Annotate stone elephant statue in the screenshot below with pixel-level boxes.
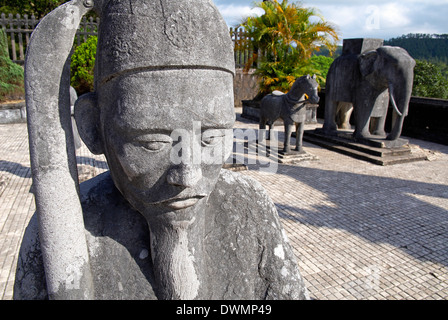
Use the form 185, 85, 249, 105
323, 41, 416, 141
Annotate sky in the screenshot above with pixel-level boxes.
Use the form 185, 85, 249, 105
212, 0, 448, 42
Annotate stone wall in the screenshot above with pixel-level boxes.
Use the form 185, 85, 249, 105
233, 68, 259, 108
0, 101, 26, 124
402, 97, 448, 146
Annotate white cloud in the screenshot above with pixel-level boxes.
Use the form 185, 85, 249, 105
380, 3, 412, 28
213, 0, 448, 40
216, 4, 265, 26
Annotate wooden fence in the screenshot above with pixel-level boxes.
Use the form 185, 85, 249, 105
0, 13, 99, 65
230, 27, 254, 69
0, 13, 252, 67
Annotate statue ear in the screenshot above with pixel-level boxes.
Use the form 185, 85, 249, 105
312, 74, 317, 80
359, 50, 378, 78
74, 92, 104, 155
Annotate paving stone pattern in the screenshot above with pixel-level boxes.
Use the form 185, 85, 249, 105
1, 111, 447, 300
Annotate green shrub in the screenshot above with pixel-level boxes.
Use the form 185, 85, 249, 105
71, 36, 97, 95
413, 60, 448, 99
309, 55, 334, 87
0, 29, 24, 102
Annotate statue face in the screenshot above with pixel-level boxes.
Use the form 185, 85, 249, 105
97, 70, 235, 220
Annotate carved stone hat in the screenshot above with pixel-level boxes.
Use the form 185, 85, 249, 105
94, 0, 235, 88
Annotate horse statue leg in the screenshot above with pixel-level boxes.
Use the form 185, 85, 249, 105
295, 121, 305, 153
259, 115, 268, 142
283, 121, 294, 153
267, 121, 276, 140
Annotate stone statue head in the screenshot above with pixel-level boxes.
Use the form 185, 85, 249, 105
75, 0, 236, 222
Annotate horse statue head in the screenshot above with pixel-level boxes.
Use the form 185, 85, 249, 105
287, 74, 320, 105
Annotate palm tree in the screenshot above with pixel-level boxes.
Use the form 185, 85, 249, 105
238, 0, 340, 96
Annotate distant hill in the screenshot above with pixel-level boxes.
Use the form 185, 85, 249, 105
314, 34, 448, 64
313, 46, 342, 58
385, 34, 448, 64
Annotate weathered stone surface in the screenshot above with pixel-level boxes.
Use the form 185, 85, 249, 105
15, 0, 308, 300
322, 38, 416, 142
15, 170, 308, 300
0, 101, 26, 124
259, 75, 320, 154
23, 0, 95, 300
95, 0, 235, 87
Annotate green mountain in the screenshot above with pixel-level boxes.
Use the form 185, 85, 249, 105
385, 34, 448, 64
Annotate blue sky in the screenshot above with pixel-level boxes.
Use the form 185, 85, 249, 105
212, 0, 448, 41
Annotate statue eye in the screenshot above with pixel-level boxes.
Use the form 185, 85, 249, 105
140, 141, 170, 151
202, 130, 225, 147
134, 134, 173, 152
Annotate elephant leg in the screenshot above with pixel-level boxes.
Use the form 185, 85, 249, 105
387, 113, 405, 141
370, 116, 387, 137
353, 104, 372, 140
283, 123, 293, 153
337, 102, 354, 130
323, 99, 338, 135
295, 122, 304, 153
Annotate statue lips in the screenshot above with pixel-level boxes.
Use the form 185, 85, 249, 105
161, 195, 207, 210
125, 183, 207, 210
136, 192, 207, 210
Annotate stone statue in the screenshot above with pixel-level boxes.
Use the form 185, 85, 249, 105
322, 38, 416, 142
259, 75, 320, 153
14, 0, 308, 300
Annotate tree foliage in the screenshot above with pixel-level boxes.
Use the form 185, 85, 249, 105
309, 55, 333, 85
0, 0, 68, 18
385, 34, 448, 65
238, 0, 340, 96
0, 28, 24, 102
413, 59, 448, 99
70, 36, 97, 95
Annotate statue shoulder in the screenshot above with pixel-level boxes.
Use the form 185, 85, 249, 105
209, 169, 309, 300
216, 169, 277, 210
213, 169, 282, 230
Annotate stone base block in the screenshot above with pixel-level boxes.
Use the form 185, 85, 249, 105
304, 129, 428, 166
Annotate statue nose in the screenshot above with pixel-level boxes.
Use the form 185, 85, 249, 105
166, 164, 202, 188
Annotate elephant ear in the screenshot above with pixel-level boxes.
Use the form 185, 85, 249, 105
359, 50, 378, 78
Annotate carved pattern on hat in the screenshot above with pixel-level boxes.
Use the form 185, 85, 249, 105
164, 10, 197, 49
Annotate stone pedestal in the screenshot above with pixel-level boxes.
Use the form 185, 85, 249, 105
254, 139, 318, 164
304, 129, 427, 166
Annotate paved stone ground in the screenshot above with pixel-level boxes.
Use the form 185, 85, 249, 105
1, 110, 447, 300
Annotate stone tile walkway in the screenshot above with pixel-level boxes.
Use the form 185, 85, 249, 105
1, 110, 447, 300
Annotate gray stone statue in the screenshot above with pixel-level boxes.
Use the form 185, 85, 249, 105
322, 38, 416, 142
259, 75, 320, 154
14, 0, 308, 300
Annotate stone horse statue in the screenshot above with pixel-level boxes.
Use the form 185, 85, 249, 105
260, 75, 320, 153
